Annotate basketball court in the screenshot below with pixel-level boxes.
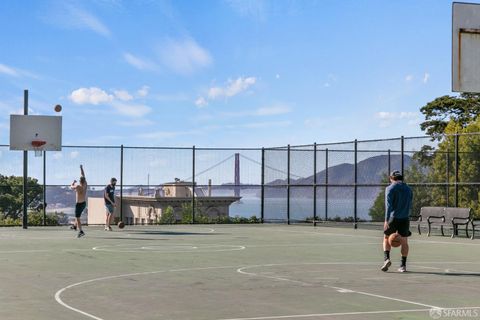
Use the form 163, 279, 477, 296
0, 225, 479, 320
2, 2, 480, 320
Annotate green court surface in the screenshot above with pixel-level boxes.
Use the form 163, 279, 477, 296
1, 225, 479, 320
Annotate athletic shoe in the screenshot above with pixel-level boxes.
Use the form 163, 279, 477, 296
398, 265, 407, 273
381, 259, 392, 272
108, 226, 112, 231
70, 225, 77, 231
77, 231, 85, 238
104, 226, 109, 231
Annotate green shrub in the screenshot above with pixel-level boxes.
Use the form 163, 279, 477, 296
194, 214, 210, 224
248, 215, 260, 223
159, 206, 176, 224
0, 217, 21, 226
28, 212, 59, 226
181, 203, 193, 223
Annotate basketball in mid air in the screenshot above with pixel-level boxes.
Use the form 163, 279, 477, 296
54, 104, 62, 112
118, 221, 125, 229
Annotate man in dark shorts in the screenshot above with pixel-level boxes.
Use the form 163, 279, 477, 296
70, 165, 87, 238
381, 170, 413, 273
104, 177, 117, 231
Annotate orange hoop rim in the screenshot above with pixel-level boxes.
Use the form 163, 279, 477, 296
31, 140, 47, 148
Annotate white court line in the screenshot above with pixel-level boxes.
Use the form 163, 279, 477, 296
271, 228, 480, 246
91, 244, 245, 253
0, 249, 51, 253
236, 263, 442, 309
0, 248, 94, 254
414, 264, 480, 275
237, 266, 312, 286
55, 261, 480, 319
216, 307, 480, 320
54, 265, 239, 320
216, 308, 431, 320
325, 285, 440, 309
126, 227, 216, 234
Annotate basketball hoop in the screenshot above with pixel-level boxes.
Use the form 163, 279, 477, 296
31, 140, 46, 157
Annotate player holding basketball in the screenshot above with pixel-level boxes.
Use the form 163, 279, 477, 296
381, 170, 413, 273
104, 177, 117, 231
70, 165, 87, 238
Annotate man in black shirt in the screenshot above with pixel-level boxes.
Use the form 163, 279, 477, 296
104, 177, 117, 231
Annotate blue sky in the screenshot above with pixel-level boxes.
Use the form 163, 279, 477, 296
0, 0, 463, 148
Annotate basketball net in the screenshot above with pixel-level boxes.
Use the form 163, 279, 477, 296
31, 140, 46, 157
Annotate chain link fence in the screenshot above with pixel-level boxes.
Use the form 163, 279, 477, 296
1, 132, 479, 227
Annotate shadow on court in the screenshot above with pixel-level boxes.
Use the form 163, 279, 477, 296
93, 237, 171, 241
126, 230, 222, 236
408, 270, 480, 277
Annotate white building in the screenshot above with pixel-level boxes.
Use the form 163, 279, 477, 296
87, 181, 241, 225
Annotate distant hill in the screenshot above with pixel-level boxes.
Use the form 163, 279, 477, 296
266, 154, 412, 199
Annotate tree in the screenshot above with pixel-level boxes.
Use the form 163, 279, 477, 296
420, 93, 480, 139
159, 206, 176, 224
368, 174, 389, 222
417, 118, 480, 218
369, 163, 433, 221
0, 175, 42, 219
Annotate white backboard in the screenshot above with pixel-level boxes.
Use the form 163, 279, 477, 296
10, 115, 62, 151
452, 2, 480, 93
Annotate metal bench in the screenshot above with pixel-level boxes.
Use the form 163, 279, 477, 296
411, 207, 445, 236
445, 207, 471, 238
411, 207, 471, 238
471, 219, 480, 240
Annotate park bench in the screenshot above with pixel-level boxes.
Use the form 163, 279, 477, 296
471, 219, 480, 240
411, 206, 471, 238
411, 207, 443, 237
445, 207, 471, 238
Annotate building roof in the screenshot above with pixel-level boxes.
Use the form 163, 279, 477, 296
120, 195, 241, 204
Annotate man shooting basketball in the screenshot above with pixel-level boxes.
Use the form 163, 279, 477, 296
104, 177, 117, 231
381, 170, 412, 273
70, 165, 87, 238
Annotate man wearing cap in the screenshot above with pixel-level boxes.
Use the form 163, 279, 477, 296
104, 177, 117, 231
381, 170, 413, 273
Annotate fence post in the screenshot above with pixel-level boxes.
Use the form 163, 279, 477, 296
23, 89, 28, 229
354, 139, 358, 229
287, 144, 290, 225
325, 148, 329, 221
313, 143, 317, 225
120, 145, 124, 222
387, 149, 391, 176
401, 136, 404, 177
261, 147, 265, 223
43, 150, 46, 226
192, 145, 196, 224
446, 151, 450, 207
454, 134, 459, 207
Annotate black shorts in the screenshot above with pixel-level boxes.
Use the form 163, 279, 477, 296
75, 202, 86, 218
384, 218, 411, 237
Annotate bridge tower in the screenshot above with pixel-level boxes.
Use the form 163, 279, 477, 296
234, 153, 240, 197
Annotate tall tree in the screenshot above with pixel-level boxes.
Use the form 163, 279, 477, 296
420, 93, 480, 138
368, 163, 433, 221
0, 175, 42, 219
